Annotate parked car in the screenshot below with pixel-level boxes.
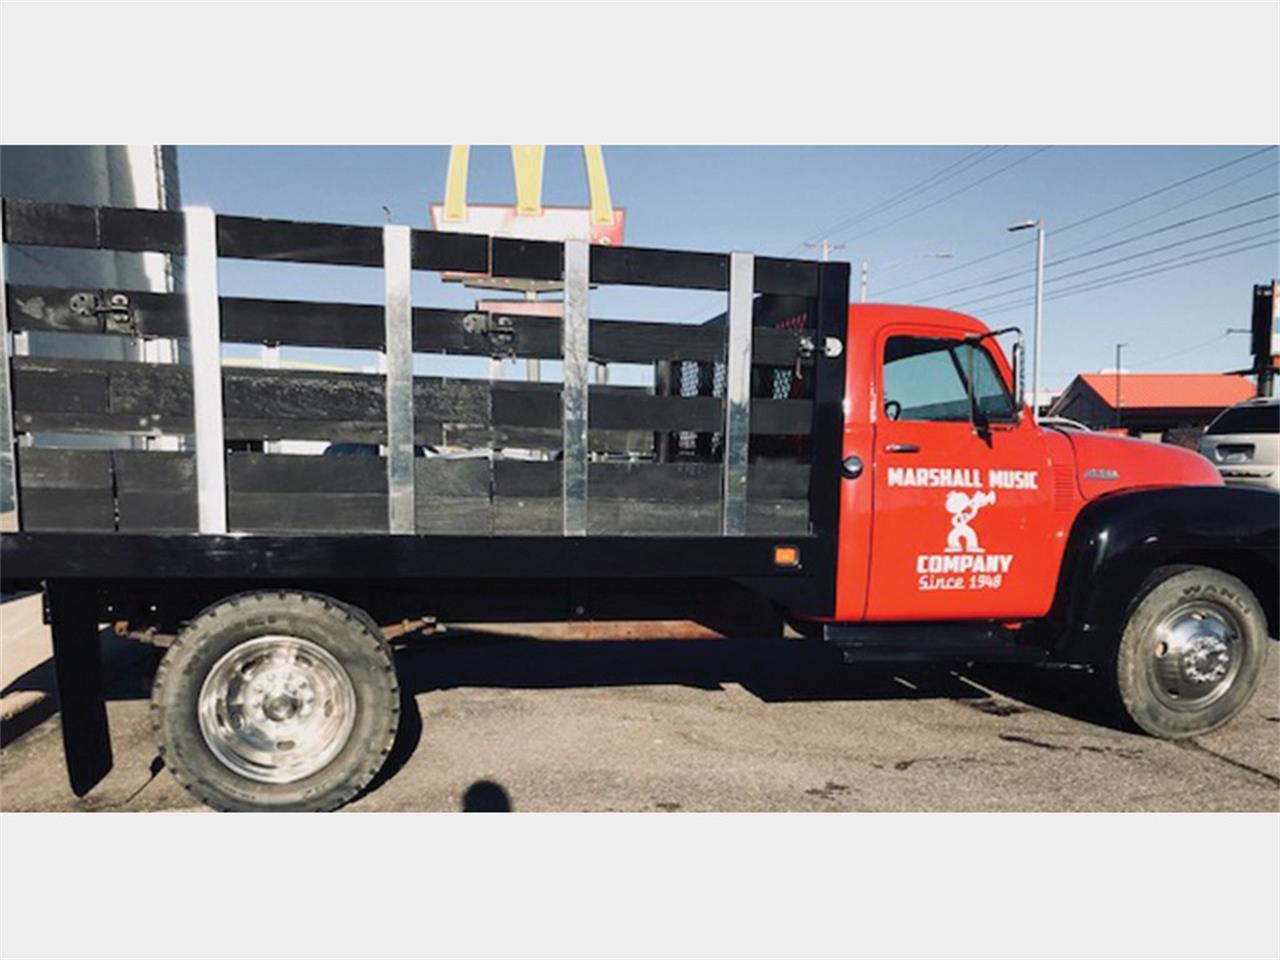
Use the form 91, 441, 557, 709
1199, 396, 1279, 491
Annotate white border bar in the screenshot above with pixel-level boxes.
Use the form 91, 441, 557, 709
184, 206, 227, 534
383, 224, 415, 534
562, 239, 590, 536
722, 251, 754, 535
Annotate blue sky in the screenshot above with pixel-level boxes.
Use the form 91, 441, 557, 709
178, 145, 1279, 391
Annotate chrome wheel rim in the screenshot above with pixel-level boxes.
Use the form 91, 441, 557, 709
198, 635, 356, 784
1146, 600, 1243, 712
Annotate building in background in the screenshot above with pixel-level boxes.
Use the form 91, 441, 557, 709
1048, 371, 1256, 446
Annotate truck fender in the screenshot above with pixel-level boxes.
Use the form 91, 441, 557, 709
1046, 485, 1279, 662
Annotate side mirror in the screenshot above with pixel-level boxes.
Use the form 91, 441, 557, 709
1011, 334, 1026, 422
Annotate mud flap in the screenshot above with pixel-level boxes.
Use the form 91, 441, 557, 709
47, 581, 112, 796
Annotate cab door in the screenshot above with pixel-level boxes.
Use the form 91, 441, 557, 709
864, 326, 1058, 620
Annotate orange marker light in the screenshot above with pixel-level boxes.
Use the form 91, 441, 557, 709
773, 545, 800, 568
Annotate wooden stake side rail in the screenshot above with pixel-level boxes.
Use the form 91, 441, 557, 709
4, 285, 816, 367
16, 447, 811, 536
1, 200, 843, 540
8, 357, 813, 442
1, 199, 820, 296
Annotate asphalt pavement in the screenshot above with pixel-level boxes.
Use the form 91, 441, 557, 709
1, 619, 1277, 812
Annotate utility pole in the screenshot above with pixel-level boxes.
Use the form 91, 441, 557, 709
805, 239, 846, 263
1115, 343, 1127, 431
860, 260, 869, 303
1008, 218, 1045, 421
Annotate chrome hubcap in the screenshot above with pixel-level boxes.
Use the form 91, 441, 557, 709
198, 635, 356, 784
1147, 601, 1242, 711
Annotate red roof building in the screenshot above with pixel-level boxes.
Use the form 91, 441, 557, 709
1048, 372, 1257, 445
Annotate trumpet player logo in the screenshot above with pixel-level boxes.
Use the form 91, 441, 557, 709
944, 490, 996, 553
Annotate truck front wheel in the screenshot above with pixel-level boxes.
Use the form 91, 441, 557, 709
1111, 565, 1268, 739
151, 591, 400, 811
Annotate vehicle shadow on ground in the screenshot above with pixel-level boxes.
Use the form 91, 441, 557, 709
0, 631, 159, 747
1, 625, 1124, 794
365, 627, 1127, 789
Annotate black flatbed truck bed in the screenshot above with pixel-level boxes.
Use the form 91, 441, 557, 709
0, 199, 848, 804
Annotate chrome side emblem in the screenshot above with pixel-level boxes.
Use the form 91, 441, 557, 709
1084, 468, 1120, 481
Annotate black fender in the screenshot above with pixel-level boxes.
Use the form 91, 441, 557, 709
1048, 485, 1279, 662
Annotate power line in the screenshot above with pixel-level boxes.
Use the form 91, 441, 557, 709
973, 231, 1278, 313
786, 146, 996, 254
1128, 332, 1232, 369
1052, 156, 1279, 255
979, 235, 1278, 318
1050, 145, 1277, 237
915, 191, 1278, 304
877, 145, 1279, 298
874, 236, 1034, 297
937, 206, 1279, 308
836, 147, 1052, 245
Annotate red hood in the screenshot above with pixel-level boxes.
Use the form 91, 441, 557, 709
1061, 430, 1222, 500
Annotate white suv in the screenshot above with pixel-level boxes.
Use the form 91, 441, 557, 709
1198, 396, 1279, 491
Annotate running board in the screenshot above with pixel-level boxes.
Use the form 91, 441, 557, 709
823, 622, 1050, 664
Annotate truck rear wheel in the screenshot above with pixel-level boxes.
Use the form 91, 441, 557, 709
1111, 566, 1267, 739
151, 591, 399, 811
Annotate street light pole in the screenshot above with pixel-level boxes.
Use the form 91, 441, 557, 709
1008, 218, 1045, 421
1115, 342, 1127, 431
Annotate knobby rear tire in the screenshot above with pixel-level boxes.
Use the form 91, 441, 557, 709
151, 590, 400, 812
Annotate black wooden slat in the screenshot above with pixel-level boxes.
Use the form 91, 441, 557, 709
3, 202, 827, 297
2, 201, 184, 253
7, 285, 188, 337
11, 359, 109, 414
490, 381, 812, 436
99, 207, 183, 253
12, 356, 486, 429
223, 297, 382, 348
415, 458, 491, 497
12, 355, 809, 445
754, 257, 820, 298
3, 200, 100, 248
493, 460, 560, 498
490, 237, 563, 281
229, 493, 389, 533
228, 452, 387, 494
216, 215, 383, 266
16, 448, 112, 489
490, 499, 809, 536
411, 231, 490, 273
415, 497, 491, 534
492, 460, 810, 502
6, 285, 813, 368
117, 492, 196, 532
18, 488, 115, 531
591, 245, 728, 290
112, 450, 195, 492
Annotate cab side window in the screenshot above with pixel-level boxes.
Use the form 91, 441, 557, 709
882, 336, 1015, 422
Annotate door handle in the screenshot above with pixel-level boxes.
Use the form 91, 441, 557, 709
884, 443, 921, 454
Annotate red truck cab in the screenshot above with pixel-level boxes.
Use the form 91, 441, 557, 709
835, 305, 1223, 623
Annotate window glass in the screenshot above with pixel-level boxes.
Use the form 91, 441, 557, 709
1206, 404, 1279, 435
882, 336, 1014, 422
